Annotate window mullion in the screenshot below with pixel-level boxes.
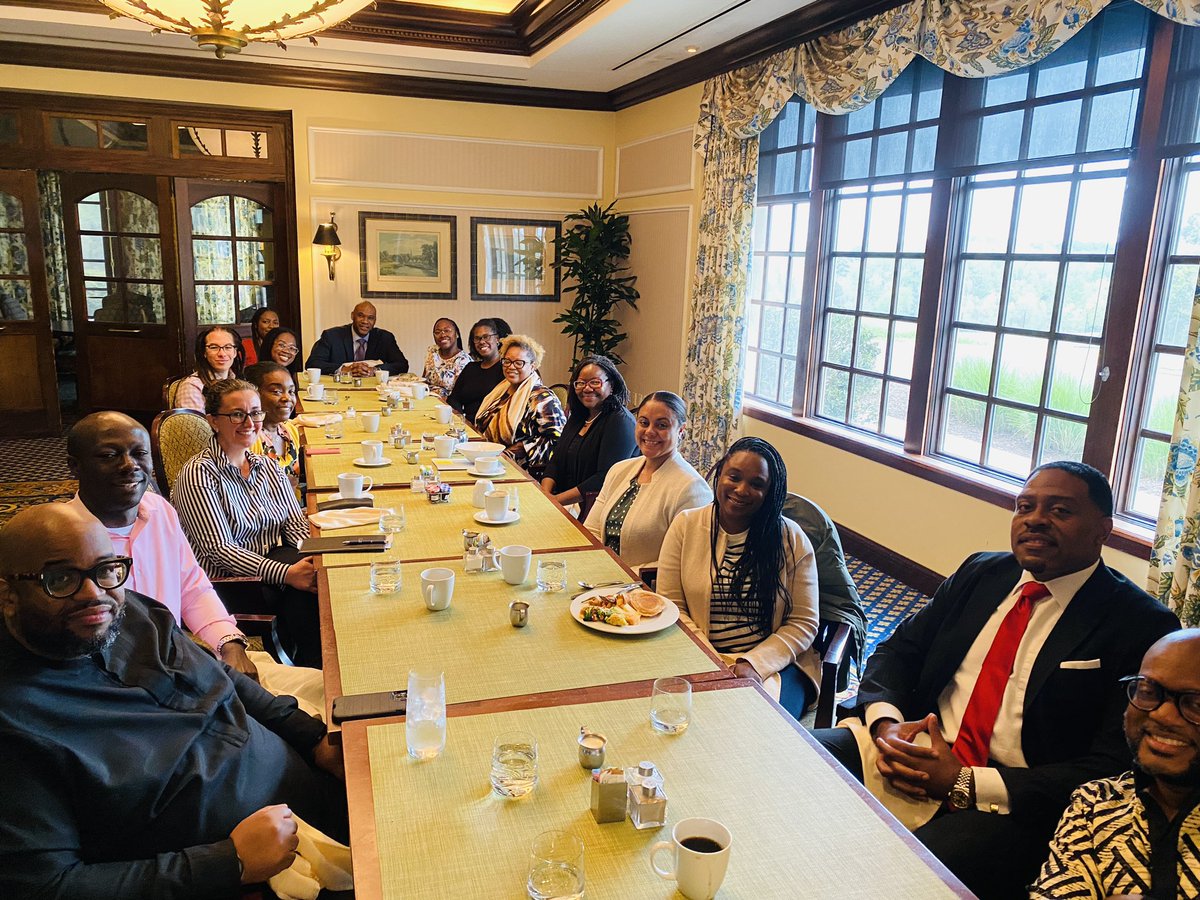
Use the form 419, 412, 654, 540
905, 175, 951, 454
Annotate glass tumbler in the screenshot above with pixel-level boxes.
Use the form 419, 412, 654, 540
369, 560, 402, 595
406, 669, 446, 760
526, 831, 584, 900
536, 558, 567, 592
650, 676, 692, 735
490, 730, 538, 798
379, 507, 407, 534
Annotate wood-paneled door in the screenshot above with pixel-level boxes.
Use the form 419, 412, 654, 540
0, 169, 60, 436
60, 173, 183, 418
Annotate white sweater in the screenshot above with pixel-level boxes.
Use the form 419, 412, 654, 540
583, 452, 712, 570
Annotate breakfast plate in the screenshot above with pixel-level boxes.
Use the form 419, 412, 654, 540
570, 588, 679, 635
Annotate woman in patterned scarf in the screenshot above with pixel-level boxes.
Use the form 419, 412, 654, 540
474, 334, 565, 478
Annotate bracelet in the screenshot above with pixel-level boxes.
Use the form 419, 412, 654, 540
216, 634, 249, 654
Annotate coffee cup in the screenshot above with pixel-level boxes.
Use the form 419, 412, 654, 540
475, 454, 503, 475
433, 435, 457, 458
361, 412, 381, 434
306, 383, 326, 401
650, 818, 732, 900
377, 369, 390, 386
411, 382, 429, 400
484, 490, 509, 522
361, 440, 384, 464
306, 367, 322, 386
499, 545, 532, 585
435, 403, 453, 424
337, 472, 373, 498
471, 478, 494, 508
420, 567, 455, 611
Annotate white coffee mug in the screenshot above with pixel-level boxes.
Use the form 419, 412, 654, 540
476, 454, 503, 475
650, 818, 732, 900
306, 367, 322, 386
337, 472, 373, 498
435, 404, 453, 424
420, 567, 455, 611
377, 369, 390, 386
361, 440, 384, 464
306, 383, 326, 401
484, 490, 509, 521
471, 478, 494, 508
433, 435, 457, 458
499, 545, 532, 586
361, 412, 381, 434
411, 382, 430, 400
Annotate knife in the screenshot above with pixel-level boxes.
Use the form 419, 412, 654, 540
570, 581, 642, 601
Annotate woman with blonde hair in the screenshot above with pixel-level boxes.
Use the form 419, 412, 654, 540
474, 334, 565, 477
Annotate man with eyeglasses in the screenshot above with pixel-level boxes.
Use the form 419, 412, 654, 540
0, 503, 348, 898
1033, 629, 1200, 899
304, 300, 408, 377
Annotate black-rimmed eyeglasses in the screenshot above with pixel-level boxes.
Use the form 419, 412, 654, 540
501, 359, 530, 369
212, 410, 266, 424
7, 557, 132, 599
1122, 675, 1200, 725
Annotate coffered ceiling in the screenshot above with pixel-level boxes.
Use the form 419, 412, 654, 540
0, 1, 903, 109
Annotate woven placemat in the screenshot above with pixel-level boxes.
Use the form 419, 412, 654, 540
301, 392, 442, 414
318, 482, 589, 566
364, 685, 960, 899
302, 414, 481, 446
306, 446, 520, 492
326, 547, 716, 700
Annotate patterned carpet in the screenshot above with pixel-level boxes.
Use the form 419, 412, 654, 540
0, 434, 76, 527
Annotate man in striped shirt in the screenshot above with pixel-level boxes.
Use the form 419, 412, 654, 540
1033, 630, 1200, 899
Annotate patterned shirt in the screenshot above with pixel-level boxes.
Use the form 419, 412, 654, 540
603, 476, 641, 555
173, 437, 309, 586
252, 421, 302, 484
1033, 769, 1200, 899
707, 531, 770, 655
422, 347, 472, 400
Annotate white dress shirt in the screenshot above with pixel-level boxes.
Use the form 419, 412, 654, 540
867, 560, 1100, 814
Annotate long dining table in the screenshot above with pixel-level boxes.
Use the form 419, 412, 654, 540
300, 413, 974, 899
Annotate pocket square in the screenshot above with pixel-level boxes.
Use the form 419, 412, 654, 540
1060, 659, 1102, 670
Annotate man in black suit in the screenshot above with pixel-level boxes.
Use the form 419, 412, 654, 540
815, 461, 1179, 899
305, 300, 408, 376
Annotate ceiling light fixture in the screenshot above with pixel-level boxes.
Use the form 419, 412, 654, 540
686, 45, 700, 54
97, 1, 375, 58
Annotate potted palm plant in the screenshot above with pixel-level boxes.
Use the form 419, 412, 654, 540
553, 201, 639, 367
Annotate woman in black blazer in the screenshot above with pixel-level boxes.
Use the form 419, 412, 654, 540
541, 355, 638, 509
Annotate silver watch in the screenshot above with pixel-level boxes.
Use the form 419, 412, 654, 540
948, 766, 973, 811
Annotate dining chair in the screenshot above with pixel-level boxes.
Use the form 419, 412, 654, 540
548, 382, 570, 409
162, 376, 185, 410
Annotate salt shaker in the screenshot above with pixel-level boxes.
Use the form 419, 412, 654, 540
463, 538, 483, 573
345, 406, 356, 420
627, 761, 667, 830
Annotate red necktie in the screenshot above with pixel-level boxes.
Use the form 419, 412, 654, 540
953, 581, 1051, 768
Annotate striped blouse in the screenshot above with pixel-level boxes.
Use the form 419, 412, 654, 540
707, 531, 771, 655
173, 436, 309, 586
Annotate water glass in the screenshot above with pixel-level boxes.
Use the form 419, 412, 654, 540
324, 419, 344, 441
650, 676, 692, 735
406, 669, 446, 760
536, 558, 567, 593
369, 560, 402, 595
526, 831, 584, 900
490, 730, 538, 799
325, 388, 340, 406
379, 507, 407, 534
421, 431, 437, 451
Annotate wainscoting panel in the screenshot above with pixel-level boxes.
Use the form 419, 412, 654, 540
615, 127, 694, 199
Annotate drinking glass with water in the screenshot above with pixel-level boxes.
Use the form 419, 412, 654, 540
650, 676, 692, 734
536, 559, 566, 592
379, 507, 406, 534
369, 561, 402, 595
406, 669, 446, 760
526, 830, 584, 900
490, 731, 538, 799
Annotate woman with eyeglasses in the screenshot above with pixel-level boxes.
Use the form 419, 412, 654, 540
174, 378, 320, 667
657, 436, 820, 716
173, 325, 242, 412
421, 317, 472, 401
474, 334, 566, 477
241, 307, 279, 366
259, 326, 303, 378
244, 361, 302, 493
447, 317, 512, 424
541, 355, 638, 511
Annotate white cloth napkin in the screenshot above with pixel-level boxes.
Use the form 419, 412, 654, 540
308, 508, 385, 531
294, 413, 343, 428
338, 359, 383, 371
267, 813, 354, 900
836, 719, 940, 831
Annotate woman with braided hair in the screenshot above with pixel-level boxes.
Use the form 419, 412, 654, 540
657, 436, 820, 716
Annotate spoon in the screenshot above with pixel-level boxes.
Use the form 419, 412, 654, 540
577, 580, 627, 591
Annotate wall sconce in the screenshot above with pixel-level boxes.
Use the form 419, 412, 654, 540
312, 213, 342, 281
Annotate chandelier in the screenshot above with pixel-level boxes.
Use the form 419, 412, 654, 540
98, 1, 375, 58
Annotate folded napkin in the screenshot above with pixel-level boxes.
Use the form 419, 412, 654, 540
836, 719, 939, 831
295, 413, 343, 428
268, 813, 354, 900
305, 447, 341, 456
432, 457, 469, 470
309, 507, 386, 531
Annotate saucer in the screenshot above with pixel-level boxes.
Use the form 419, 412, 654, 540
328, 491, 375, 501
353, 457, 392, 468
474, 510, 520, 525
467, 466, 505, 477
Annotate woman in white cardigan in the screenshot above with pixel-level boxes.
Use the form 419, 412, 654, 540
657, 436, 820, 716
583, 392, 711, 571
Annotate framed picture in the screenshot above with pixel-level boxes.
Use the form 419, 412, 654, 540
470, 217, 561, 302
359, 212, 457, 299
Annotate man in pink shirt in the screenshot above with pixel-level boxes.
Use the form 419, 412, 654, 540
66, 411, 322, 717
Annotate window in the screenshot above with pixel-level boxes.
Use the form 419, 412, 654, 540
50, 117, 148, 152
177, 125, 270, 159
77, 189, 165, 324
188, 193, 276, 325
743, 2, 1198, 528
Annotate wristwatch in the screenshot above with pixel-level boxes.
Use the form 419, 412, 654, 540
216, 634, 249, 654
948, 766, 974, 811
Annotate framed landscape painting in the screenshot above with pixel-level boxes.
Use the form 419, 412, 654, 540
359, 212, 456, 299
470, 217, 561, 302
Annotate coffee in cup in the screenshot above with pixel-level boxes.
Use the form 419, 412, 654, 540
650, 818, 731, 900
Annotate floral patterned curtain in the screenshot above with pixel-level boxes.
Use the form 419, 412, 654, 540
680, 0, 1200, 475
37, 172, 71, 329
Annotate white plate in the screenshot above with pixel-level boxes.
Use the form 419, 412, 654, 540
327, 491, 375, 501
570, 589, 679, 636
473, 510, 520, 525
467, 466, 506, 477
353, 457, 392, 468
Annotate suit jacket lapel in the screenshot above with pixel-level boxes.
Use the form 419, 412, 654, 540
1023, 564, 1112, 714
928, 561, 1021, 698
